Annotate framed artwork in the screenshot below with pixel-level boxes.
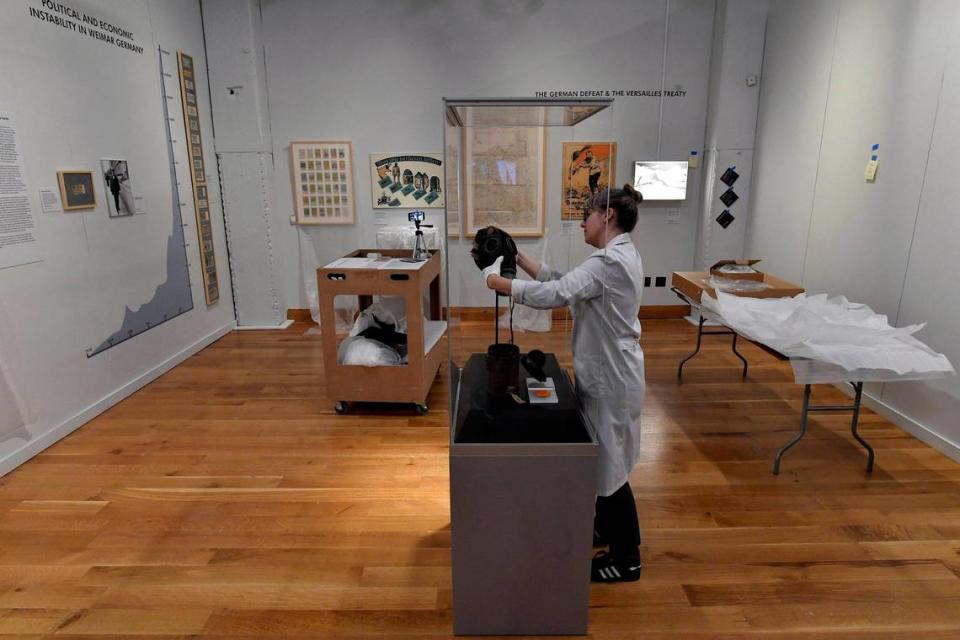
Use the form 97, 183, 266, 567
290, 141, 356, 225
561, 141, 617, 220
57, 170, 96, 211
100, 159, 136, 217
178, 50, 219, 305
463, 127, 547, 237
370, 153, 445, 209
444, 127, 463, 237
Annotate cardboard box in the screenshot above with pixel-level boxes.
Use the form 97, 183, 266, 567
672, 271, 804, 303
709, 259, 764, 281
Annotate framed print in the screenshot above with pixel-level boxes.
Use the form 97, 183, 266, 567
561, 141, 617, 220
100, 159, 136, 217
290, 140, 355, 224
445, 127, 463, 237
370, 153, 445, 209
463, 127, 546, 237
178, 49, 219, 305
57, 170, 96, 210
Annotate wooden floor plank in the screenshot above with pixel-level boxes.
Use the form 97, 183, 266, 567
0, 319, 957, 638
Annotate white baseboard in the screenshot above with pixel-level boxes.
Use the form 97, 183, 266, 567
0, 321, 236, 478
835, 383, 960, 463
235, 319, 294, 330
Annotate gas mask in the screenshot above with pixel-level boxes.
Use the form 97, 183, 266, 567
471, 226, 517, 279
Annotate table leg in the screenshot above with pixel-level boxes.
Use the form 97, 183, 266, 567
677, 316, 706, 381
848, 381, 874, 473
731, 333, 748, 379
774, 383, 812, 475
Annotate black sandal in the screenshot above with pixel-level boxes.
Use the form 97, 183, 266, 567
591, 550, 641, 582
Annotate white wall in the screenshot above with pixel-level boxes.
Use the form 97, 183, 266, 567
0, 0, 235, 475
257, 0, 717, 308
748, 0, 960, 457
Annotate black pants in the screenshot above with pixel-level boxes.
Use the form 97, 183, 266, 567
595, 482, 641, 561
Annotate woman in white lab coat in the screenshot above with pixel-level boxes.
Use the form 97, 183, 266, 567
483, 184, 646, 582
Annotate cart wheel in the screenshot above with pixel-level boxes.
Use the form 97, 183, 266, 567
334, 401, 349, 414
415, 403, 429, 415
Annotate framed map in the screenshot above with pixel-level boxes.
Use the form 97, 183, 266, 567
561, 141, 617, 220
370, 153, 445, 209
464, 127, 546, 237
444, 127, 463, 237
290, 140, 356, 225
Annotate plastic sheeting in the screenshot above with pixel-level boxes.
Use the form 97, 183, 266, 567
375, 226, 440, 251
701, 291, 955, 379
498, 234, 553, 333
338, 303, 409, 366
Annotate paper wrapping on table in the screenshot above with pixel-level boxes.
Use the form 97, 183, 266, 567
701, 291, 955, 377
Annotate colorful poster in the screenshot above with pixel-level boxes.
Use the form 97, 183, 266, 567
561, 141, 617, 221
370, 153, 445, 209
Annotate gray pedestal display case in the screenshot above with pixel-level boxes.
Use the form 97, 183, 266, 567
443, 98, 614, 635
450, 353, 598, 636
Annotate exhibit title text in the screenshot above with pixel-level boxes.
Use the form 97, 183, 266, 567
27, 0, 144, 55
535, 89, 687, 98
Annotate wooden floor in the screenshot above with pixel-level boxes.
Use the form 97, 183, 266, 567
2, 319, 960, 638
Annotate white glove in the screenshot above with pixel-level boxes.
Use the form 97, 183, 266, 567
481, 256, 503, 288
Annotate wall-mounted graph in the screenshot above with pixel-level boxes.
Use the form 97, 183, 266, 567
178, 50, 219, 305
87, 47, 195, 357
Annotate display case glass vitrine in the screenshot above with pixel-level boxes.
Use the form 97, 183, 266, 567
442, 98, 615, 636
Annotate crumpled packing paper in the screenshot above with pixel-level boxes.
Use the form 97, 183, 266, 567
701, 291, 954, 376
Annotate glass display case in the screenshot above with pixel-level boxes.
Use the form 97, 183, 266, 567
442, 98, 615, 635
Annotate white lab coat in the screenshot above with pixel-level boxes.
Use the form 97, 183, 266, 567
511, 233, 646, 496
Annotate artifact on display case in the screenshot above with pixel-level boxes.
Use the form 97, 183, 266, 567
291, 140, 356, 225
370, 153, 445, 209
464, 127, 546, 237
100, 159, 136, 217
57, 170, 96, 211
561, 141, 616, 220
177, 50, 219, 305
632, 160, 688, 201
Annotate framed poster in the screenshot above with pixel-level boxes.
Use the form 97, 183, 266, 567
370, 153, 445, 209
561, 141, 617, 220
57, 170, 96, 211
463, 127, 546, 237
290, 141, 356, 225
178, 50, 219, 305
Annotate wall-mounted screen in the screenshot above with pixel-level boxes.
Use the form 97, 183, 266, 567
632, 161, 688, 201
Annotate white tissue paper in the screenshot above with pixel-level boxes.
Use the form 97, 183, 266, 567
701, 291, 955, 380
338, 303, 408, 366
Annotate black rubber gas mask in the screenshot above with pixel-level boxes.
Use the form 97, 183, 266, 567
471, 226, 518, 279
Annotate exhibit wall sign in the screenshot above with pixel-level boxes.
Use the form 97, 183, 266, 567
0, 111, 44, 270
370, 153, 445, 209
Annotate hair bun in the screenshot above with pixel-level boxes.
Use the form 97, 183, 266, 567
623, 183, 643, 203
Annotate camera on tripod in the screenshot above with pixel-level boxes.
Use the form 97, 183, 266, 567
406, 210, 430, 261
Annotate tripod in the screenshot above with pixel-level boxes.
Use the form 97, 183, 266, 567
412, 219, 432, 261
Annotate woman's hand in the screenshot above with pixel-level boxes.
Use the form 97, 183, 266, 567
481, 256, 503, 288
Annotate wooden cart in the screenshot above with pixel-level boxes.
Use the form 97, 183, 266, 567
317, 249, 445, 414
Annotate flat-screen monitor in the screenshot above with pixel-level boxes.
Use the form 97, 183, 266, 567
633, 161, 688, 201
